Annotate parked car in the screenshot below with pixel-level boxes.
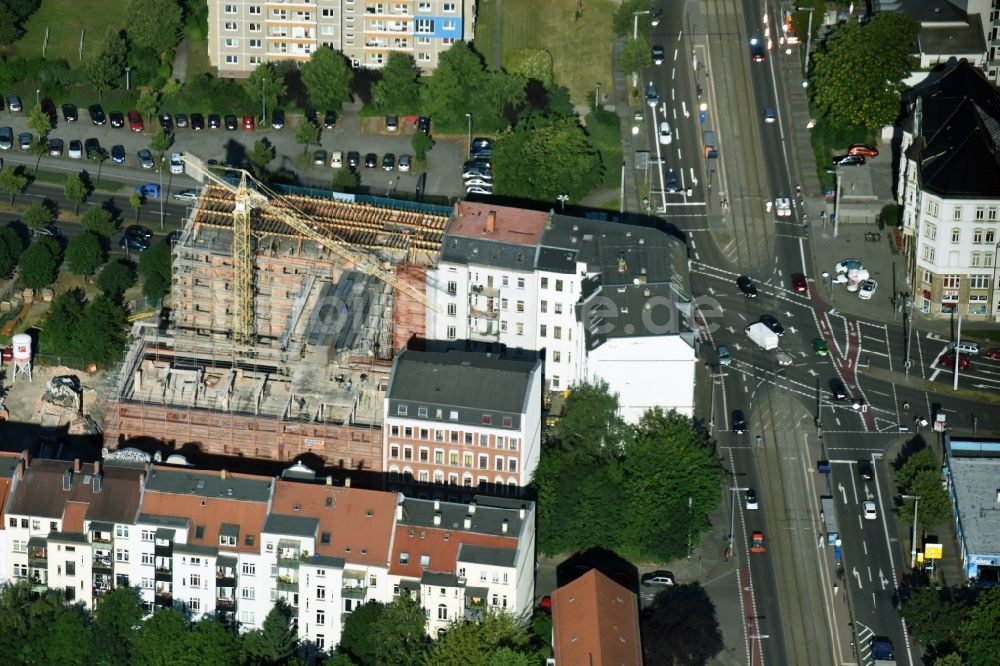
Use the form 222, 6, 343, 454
645, 82, 659, 107
717, 345, 732, 366
947, 341, 980, 355
466, 186, 493, 195
270, 109, 285, 129
47, 138, 63, 156
61, 104, 78, 122
760, 314, 784, 336
135, 183, 160, 198
31, 225, 60, 238
465, 178, 492, 188
137, 149, 154, 169
169, 152, 184, 174
109, 111, 125, 128
792, 272, 808, 293
111, 144, 126, 164
737, 275, 758, 298
127, 110, 143, 132
313, 150, 328, 166
224, 115, 237, 130
398, 154, 412, 172
242, 115, 254, 130
347, 151, 360, 168
863, 501, 877, 520
0, 127, 13, 150
364, 153, 378, 168
84, 138, 101, 158
156, 113, 171, 132
323, 111, 336, 129
382, 153, 395, 171
7, 96, 22, 112
208, 114, 221, 129
463, 168, 492, 180
858, 279, 877, 300
775, 350, 794, 366
731, 409, 747, 434
986, 348, 1000, 360
125, 224, 153, 240
67, 139, 83, 159
658, 121, 672, 145
848, 144, 879, 157
175, 113, 189, 128
120, 234, 150, 252
829, 377, 849, 401
832, 154, 866, 167
17, 132, 32, 150
745, 489, 759, 510
89, 104, 106, 125
641, 570, 675, 587
938, 352, 971, 370
191, 113, 205, 131
652, 44, 665, 65
418, 116, 431, 134
330, 151, 343, 168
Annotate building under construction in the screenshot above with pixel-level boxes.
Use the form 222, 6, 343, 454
103, 181, 451, 473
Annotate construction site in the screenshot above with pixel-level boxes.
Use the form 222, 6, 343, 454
103, 172, 452, 474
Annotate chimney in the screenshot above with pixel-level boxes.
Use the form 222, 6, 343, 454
62, 469, 72, 491
73, 459, 81, 473
433, 512, 442, 526
463, 514, 472, 529
220, 469, 228, 480
20, 450, 30, 467
93, 461, 101, 476
501, 518, 509, 534
486, 211, 496, 234
468, 500, 477, 514
396, 504, 404, 520
93, 474, 102, 494
326, 475, 333, 486
519, 505, 526, 520
345, 477, 351, 488
16, 461, 24, 481
546, 209, 554, 228
617, 256, 627, 273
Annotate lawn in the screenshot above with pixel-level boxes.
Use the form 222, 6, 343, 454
186, 39, 214, 81
481, 0, 616, 106
8, 0, 123, 64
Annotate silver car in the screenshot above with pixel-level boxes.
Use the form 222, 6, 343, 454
137, 149, 154, 169
0, 127, 13, 150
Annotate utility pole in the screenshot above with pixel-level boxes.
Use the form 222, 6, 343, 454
953, 315, 962, 391
801, 5, 815, 75
902, 494, 921, 567
687, 495, 693, 559
833, 166, 842, 238
750, 633, 770, 666
729, 486, 748, 556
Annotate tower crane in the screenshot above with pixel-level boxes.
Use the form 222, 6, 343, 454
182, 157, 436, 345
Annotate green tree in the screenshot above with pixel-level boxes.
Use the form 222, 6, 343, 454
182, 618, 240, 666
300, 46, 353, 111
66, 232, 106, 276
640, 583, 724, 665
960, 586, 1000, 666
243, 62, 287, 119
0, 7, 23, 47
620, 36, 652, 76
90, 587, 142, 666
622, 409, 722, 561
139, 240, 172, 301
249, 139, 276, 173
896, 445, 952, 531
373, 594, 428, 666
370, 52, 421, 113
339, 601, 384, 665
332, 168, 359, 190
98, 258, 137, 298
18, 236, 62, 289
934, 654, 965, 666
81, 206, 118, 236
137, 89, 160, 124
22, 200, 55, 230
295, 119, 320, 156
131, 608, 189, 666
471, 71, 525, 133
72, 294, 129, 366
0, 226, 26, 277
86, 27, 128, 96
425, 613, 532, 666
422, 43, 486, 126
809, 12, 918, 130
411, 131, 434, 162
43, 608, 92, 666
150, 127, 172, 156
0, 582, 68, 663
613, 0, 655, 37
89, 146, 109, 181
125, 0, 183, 54
491, 115, 602, 201
129, 192, 143, 224
65, 172, 89, 214
27, 103, 52, 136
40, 290, 84, 357
503, 48, 553, 85
241, 599, 297, 665
900, 586, 969, 651
0, 165, 29, 205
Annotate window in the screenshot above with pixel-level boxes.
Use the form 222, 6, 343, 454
241, 587, 255, 600
974, 229, 984, 244
321, 8, 333, 17
403, 446, 413, 461
479, 455, 488, 469
971, 252, 982, 267
115, 549, 129, 562
502, 276, 509, 287
249, 22, 261, 31
447, 303, 457, 316
141, 552, 154, 565
224, 38, 239, 47
509, 438, 519, 450
417, 406, 428, 418
970, 275, 989, 289
951, 228, 961, 243
249, 5, 261, 14
390, 445, 400, 459
438, 604, 448, 620
434, 450, 444, 464
224, 4, 236, 13
416, 18, 434, 32
953, 206, 963, 221
482, 415, 492, 425
443, 2, 456, 11
552, 376, 561, 389
418, 1, 431, 10
555, 279, 564, 291
465, 432, 473, 444
316, 609, 325, 625
420, 554, 430, 567
316, 635, 326, 651
397, 405, 408, 416
922, 270, 932, 285
540, 300, 547, 313
921, 245, 935, 262
924, 222, 937, 240
417, 52, 431, 62
555, 303, 563, 314
500, 298, 508, 310
554, 326, 562, 339
464, 453, 473, 467
539, 324, 547, 337
447, 281, 457, 294
516, 323, 524, 335
419, 447, 429, 462
404, 427, 413, 437
447, 326, 456, 339
989, 207, 998, 221
443, 19, 456, 30
541, 277, 549, 289
943, 275, 960, 289
242, 563, 256, 576
976, 207, 986, 220
517, 277, 525, 288
987, 230, 996, 244
399, 551, 409, 564
495, 456, 504, 471
969, 294, 988, 315
249, 39, 262, 47
502, 416, 513, 427
516, 301, 524, 313
224, 21, 237, 31
420, 428, 429, 440
509, 458, 518, 472
449, 451, 459, 466
500, 320, 508, 331
552, 351, 561, 362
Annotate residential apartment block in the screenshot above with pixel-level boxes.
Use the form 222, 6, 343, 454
0, 451, 534, 651
426, 202, 696, 422
207, 0, 476, 76
897, 60, 1000, 319
551, 569, 643, 665
382, 348, 543, 496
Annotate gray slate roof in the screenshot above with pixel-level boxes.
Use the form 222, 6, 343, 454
263, 513, 320, 538
144, 467, 273, 502
457, 543, 517, 567
399, 495, 531, 538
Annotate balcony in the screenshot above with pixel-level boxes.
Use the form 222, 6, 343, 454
276, 575, 299, 591
471, 285, 500, 298
216, 597, 236, 612
92, 553, 113, 570
342, 583, 368, 599
28, 546, 47, 564
154, 566, 172, 581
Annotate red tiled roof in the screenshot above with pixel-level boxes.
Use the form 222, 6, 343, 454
449, 202, 548, 246
271, 480, 397, 568
387, 524, 516, 578
552, 569, 643, 666
62, 501, 89, 533
140, 492, 268, 554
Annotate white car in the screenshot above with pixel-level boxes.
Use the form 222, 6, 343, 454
172, 189, 199, 202
745, 489, 759, 510
169, 152, 184, 175
863, 500, 877, 520
775, 350, 793, 366
466, 186, 493, 195
859, 279, 877, 300
775, 197, 791, 217
658, 121, 672, 145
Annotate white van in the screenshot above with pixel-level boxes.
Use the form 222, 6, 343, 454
948, 341, 980, 355
330, 151, 343, 168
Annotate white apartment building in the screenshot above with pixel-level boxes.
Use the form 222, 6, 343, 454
383, 348, 543, 497
897, 59, 1000, 320
427, 202, 696, 422
0, 452, 534, 654
207, 0, 476, 76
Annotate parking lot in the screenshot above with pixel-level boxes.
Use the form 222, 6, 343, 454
0, 100, 468, 200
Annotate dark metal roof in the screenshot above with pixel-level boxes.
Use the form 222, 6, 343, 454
456, 543, 517, 567
263, 513, 320, 538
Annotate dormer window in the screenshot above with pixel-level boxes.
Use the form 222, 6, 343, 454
482, 415, 492, 425
398, 405, 408, 415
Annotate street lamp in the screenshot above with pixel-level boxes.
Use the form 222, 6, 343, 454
261, 75, 267, 124
686, 495, 693, 559
750, 633, 770, 666
632, 8, 660, 40
595, 81, 602, 109
729, 485, 748, 556
158, 156, 165, 230
125, 67, 131, 92
35, 89, 40, 106
465, 113, 472, 159
556, 194, 568, 211
798, 6, 817, 76
902, 494, 921, 568
827, 167, 842, 238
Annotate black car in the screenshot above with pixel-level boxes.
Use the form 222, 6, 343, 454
471, 137, 492, 153
364, 153, 378, 168
119, 234, 150, 252
304, 109, 318, 125
464, 158, 492, 172
88, 104, 106, 125
737, 275, 758, 298
224, 114, 237, 130
323, 111, 336, 129
731, 410, 747, 434
346, 151, 360, 168
159, 113, 173, 132
111, 144, 126, 164
418, 116, 431, 134
832, 154, 866, 167
191, 113, 205, 131
61, 104, 78, 122
125, 224, 154, 240
749, 38, 766, 63
208, 114, 221, 129
40, 98, 57, 121
829, 377, 849, 401
759, 314, 784, 336
84, 138, 101, 159
858, 460, 874, 481
109, 111, 125, 128
665, 169, 680, 193
175, 113, 188, 128
47, 138, 63, 156
270, 109, 285, 129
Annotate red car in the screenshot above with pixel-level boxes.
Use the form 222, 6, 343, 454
242, 115, 255, 130
985, 348, 1000, 360
848, 143, 878, 158
791, 272, 808, 294
751, 531, 766, 553
938, 352, 970, 370
539, 595, 552, 615
127, 110, 143, 132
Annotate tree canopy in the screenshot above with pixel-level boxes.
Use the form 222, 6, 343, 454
243, 62, 287, 120
138, 240, 172, 301
0, 165, 29, 205
125, 0, 182, 55
18, 236, 62, 289
809, 12, 918, 130
425, 612, 538, 666
895, 444, 951, 531
22, 200, 55, 230
370, 53, 421, 113
64, 173, 89, 213
86, 27, 128, 94
640, 583, 724, 665
40, 291, 129, 366
66, 231, 106, 276
0, 226, 26, 278
81, 206, 118, 237
301, 47, 353, 111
